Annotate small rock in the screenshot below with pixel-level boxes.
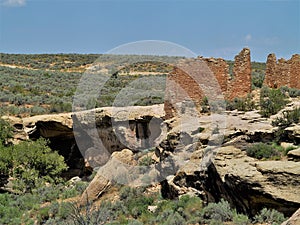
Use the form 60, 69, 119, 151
147, 205, 158, 213
281, 142, 297, 149
69, 176, 82, 184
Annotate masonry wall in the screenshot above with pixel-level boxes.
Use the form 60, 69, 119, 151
164, 48, 300, 118
201, 57, 229, 95
164, 62, 205, 118
290, 54, 300, 89
164, 48, 252, 117
264, 53, 300, 89
227, 48, 252, 100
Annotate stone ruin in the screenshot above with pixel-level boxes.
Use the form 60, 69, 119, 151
264, 53, 300, 89
164, 48, 252, 117
164, 48, 300, 117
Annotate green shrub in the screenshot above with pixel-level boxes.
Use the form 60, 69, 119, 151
0, 183, 82, 225
260, 87, 288, 117
0, 138, 68, 192
60, 181, 88, 200
201, 199, 233, 223
280, 86, 300, 97
209, 219, 225, 225
0, 192, 45, 225
246, 142, 282, 160
50, 102, 72, 113
164, 211, 185, 225
272, 107, 300, 142
252, 71, 265, 88
233, 212, 250, 225
0, 193, 23, 225
0, 118, 13, 145
67, 199, 121, 225
138, 156, 153, 166
178, 195, 203, 220
38, 206, 51, 223
201, 96, 210, 113
254, 208, 286, 225
272, 107, 300, 128
226, 95, 256, 112
32, 184, 64, 202
127, 220, 143, 225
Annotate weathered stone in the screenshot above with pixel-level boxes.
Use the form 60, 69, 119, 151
3, 105, 166, 177
264, 53, 300, 89
287, 148, 300, 162
111, 148, 136, 166
165, 146, 300, 217
281, 142, 298, 149
80, 148, 137, 204
282, 208, 300, 225
164, 48, 252, 118
79, 172, 111, 205
227, 48, 252, 100
147, 205, 158, 213
285, 125, 300, 143
201, 57, 229, 94
264, 53, 277, 88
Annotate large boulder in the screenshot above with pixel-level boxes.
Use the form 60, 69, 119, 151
79, 148, 137, 205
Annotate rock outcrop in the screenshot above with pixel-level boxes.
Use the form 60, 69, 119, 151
285, 124, 300, 144
4, 105, 166, 177
288, 148, 300, 162
159, 104, 300, 217
3, 113, 83, 178
164, 146, 300, 217
282, 208, 300, 225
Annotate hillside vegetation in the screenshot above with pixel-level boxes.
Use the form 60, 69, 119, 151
0, 53, 266, 116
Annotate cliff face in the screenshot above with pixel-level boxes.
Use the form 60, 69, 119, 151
6, 105, 166, 178
164, 146, 300, 217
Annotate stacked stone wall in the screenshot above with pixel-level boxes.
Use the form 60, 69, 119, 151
264, 53, 300, 89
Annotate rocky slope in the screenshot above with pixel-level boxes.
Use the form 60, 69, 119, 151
4, 100, 300, 217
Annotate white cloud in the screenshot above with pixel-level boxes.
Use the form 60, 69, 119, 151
245, 34, 252, 42
1, 0, 26, 7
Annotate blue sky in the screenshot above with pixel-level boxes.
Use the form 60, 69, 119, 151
0, 0, 299, 62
